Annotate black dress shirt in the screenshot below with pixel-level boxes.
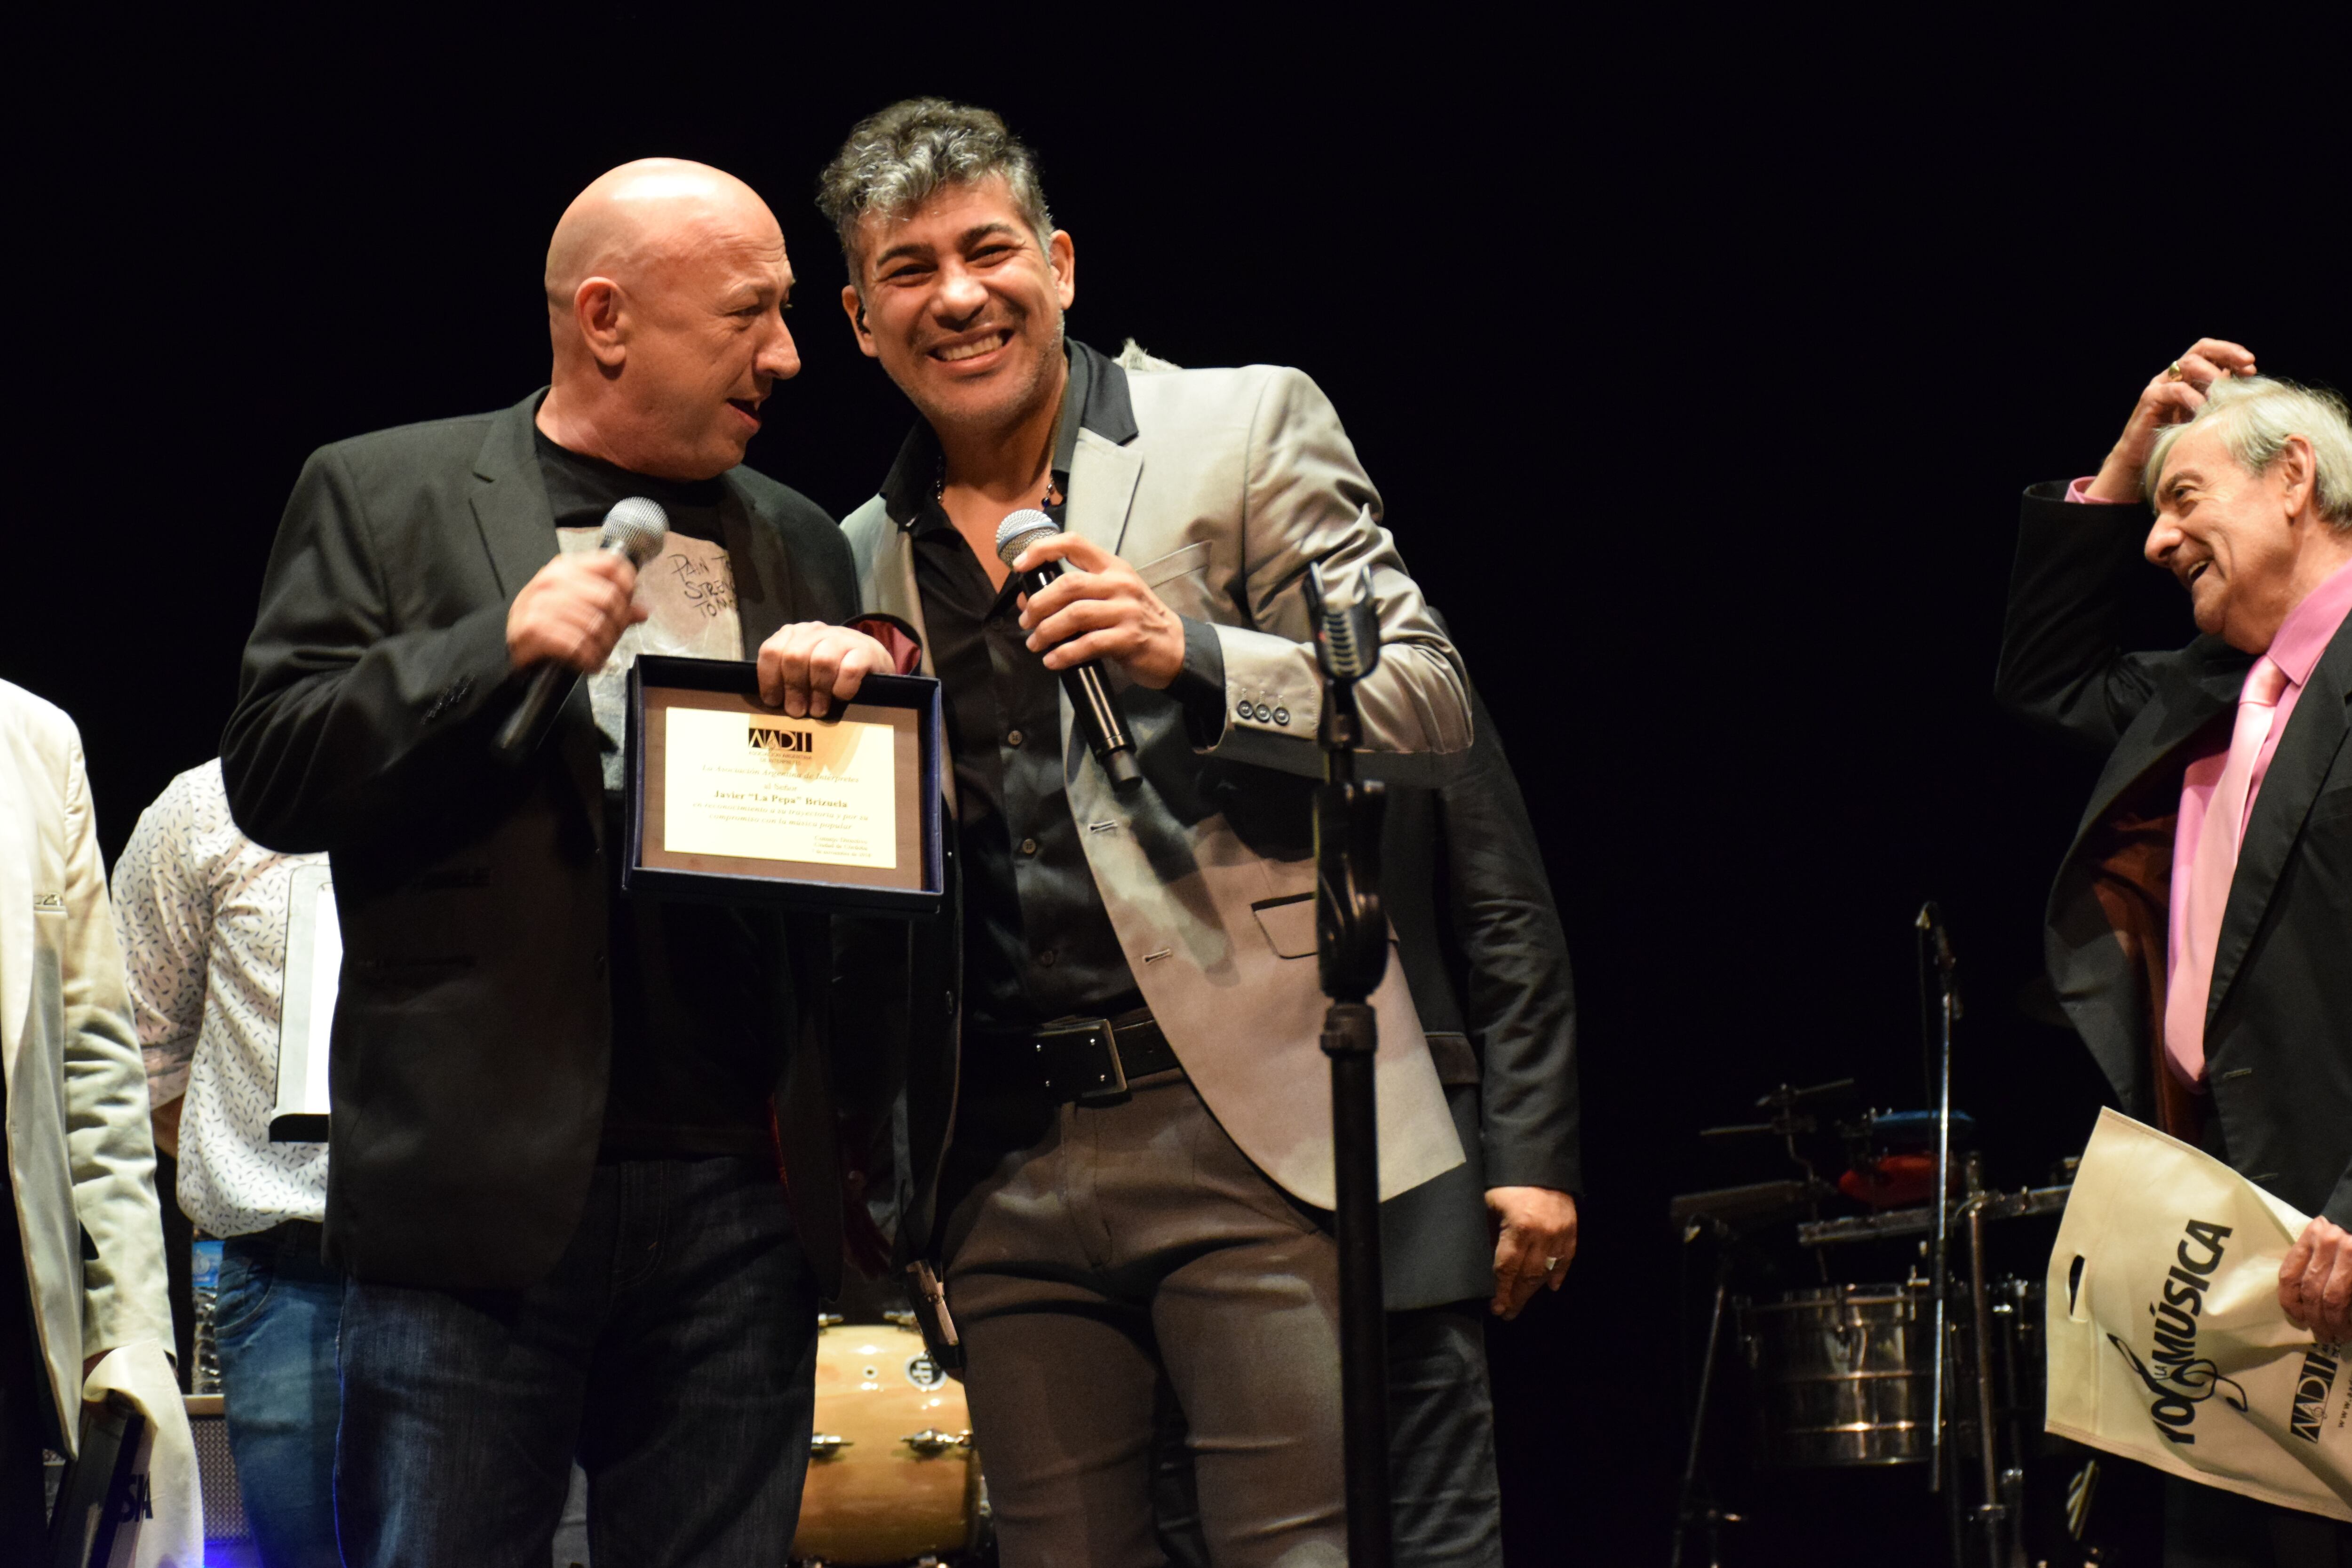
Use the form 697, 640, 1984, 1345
878, 342, 1222, 1037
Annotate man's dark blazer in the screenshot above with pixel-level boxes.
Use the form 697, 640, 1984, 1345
1996, 485, 2352, 1226
1373, 678, 1583, 1309
222, 391, 858, 1292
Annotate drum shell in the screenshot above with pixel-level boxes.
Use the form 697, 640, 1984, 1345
792, 1322, 980, 1564
1738, 1283, 1935, 1468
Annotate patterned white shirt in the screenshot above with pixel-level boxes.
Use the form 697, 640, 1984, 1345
111, 759, 330, 1236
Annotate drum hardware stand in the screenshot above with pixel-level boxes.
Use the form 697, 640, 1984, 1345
1919, 901, 1959, 1505
1959, 1151, 2016, 1568
1669, 1215, 1746, 1568
1991, 1283, 2032, 1559
1668, 1103, 1848, 1566
1306, 562, 1392, 1568
1699, 1078, 1855, 1285
1696, 1078, 1856, 1169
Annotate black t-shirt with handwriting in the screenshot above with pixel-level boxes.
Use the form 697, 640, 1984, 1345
534, 431, 777, 1161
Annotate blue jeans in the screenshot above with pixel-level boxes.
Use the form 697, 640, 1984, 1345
335, 1156, 818, 1568
215, 1223, 343, 1568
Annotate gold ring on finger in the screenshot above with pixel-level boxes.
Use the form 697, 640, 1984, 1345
2166, 361, 2185, 381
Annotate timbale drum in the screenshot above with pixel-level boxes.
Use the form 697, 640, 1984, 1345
1739, 1281, 1938, 1467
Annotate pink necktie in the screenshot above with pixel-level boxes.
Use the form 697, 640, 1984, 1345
2164, 656, 2290, 1084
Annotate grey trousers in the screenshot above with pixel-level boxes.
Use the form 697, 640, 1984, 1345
1152, 1301, 1506, 1568
943, 1072, 1349, 1568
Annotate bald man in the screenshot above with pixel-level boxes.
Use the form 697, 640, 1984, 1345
223, 160, 856, 1568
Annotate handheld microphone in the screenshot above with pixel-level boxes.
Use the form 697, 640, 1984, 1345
493, 496, 669, 765
995, 509, 1144, 793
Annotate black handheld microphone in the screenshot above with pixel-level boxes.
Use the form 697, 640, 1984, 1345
493, 496, 669, 765
995, 509, 1144, 793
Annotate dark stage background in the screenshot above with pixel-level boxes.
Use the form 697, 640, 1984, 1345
16, 17, 2352, 1565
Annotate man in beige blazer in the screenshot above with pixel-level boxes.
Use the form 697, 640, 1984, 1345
771, 99, 1489, 1565
0, 680, 179, 1550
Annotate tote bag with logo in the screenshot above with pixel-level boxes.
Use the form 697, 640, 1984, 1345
2045, 1108, 2350, 1520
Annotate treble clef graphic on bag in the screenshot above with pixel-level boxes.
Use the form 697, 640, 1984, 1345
2106, 1332, 2250, 1445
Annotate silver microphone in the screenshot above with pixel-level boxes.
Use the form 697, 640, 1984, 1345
493, 497, 670, 764
994, 508, 1059, 566
595, 496, 671, 568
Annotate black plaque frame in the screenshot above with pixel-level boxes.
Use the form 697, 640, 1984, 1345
624, 654, 946, 917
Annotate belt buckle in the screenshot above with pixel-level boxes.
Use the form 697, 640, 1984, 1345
1037, 1016, 1130, 1106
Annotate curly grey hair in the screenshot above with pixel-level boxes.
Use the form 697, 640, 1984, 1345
2146, 375, 2352, 529
817, 98, 1054, 289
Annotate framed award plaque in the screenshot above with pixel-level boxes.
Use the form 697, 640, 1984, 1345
624, 655, 946, 917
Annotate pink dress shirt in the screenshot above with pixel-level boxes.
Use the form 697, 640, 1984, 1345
2066, 478, 2352, 1083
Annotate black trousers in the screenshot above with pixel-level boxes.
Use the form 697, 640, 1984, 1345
2167, 1479, 2352, 1568
1, 1246, 54, 1558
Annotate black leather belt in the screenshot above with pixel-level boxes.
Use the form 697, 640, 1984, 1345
978, 1007, 1181, 1106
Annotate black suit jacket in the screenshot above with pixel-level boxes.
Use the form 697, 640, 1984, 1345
222, 391, 858, 1291
1996, 484, 2352, 1226
1372, 679, 1583, 1309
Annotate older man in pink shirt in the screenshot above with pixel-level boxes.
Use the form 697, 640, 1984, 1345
2000, 342, 2352, 1567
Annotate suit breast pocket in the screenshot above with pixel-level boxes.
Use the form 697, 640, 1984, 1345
1251, 893, 1318, 960
1136, 542, 1213, 616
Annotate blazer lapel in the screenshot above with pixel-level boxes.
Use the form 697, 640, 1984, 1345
1067, 428, 1142, 558
2070, 647, 2244, 847
717, 479, 801, 655
469, 393, 562, 599
466, 393, 601, 834
2207, 619, 2352, 1023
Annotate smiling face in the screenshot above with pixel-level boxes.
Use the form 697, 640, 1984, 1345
841, 175, 1074, 439
2144, 424, 2313, 652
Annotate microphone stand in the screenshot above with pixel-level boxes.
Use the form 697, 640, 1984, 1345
1916, 902, 2004, 1568
1309, 563, 1393, 1568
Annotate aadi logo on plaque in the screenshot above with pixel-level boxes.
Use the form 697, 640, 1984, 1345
662, 707, 898, 870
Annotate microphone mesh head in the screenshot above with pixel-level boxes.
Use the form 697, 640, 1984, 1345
601, 497, 670, 566
994, 509, 1059, 569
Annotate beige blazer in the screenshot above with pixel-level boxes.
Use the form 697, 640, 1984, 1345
845, 358, 1473, 1206
0, 681, 172, 1449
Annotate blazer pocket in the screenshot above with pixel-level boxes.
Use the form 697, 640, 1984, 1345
1137, 541, 1211, 589
1250, 892, 1318, 960
344, 954, 477, 1001
1425, 1031, 1480, 1088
